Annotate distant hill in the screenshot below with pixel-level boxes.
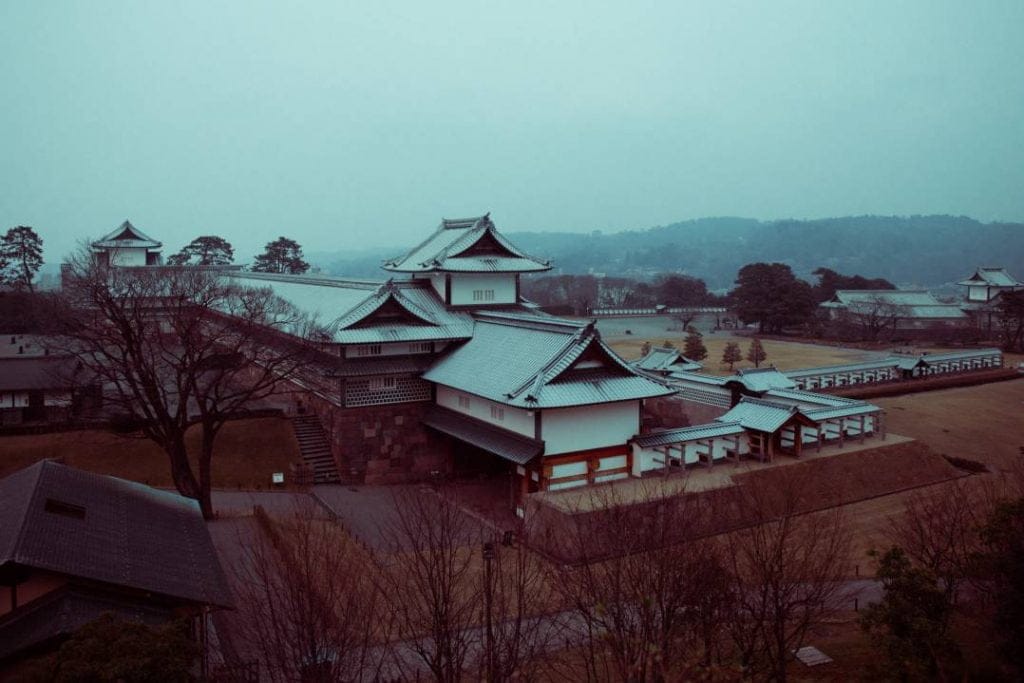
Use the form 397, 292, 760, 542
315, 215, 1024, 290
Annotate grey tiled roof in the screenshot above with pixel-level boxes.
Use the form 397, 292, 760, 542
226, 273, 473, 344
763, 388, 863, 408
422, 406, 543, 465
822, 290, 967, 319
918, 347, 1002, 363
957, 267, 1022, 288
0, 461, 232, 609
803, 403, 880, 421
383, 214, 551, 273
716, 397, 801, 433
666, 371, 729, 386
632, 421, 745, 448
633, 347, 703, 372
423, 313, 673, 408
331, 282, 474, 344
731, 367, 797, 392
91, 220, 162, 249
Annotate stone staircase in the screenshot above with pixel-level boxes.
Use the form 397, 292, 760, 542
290, 415, 340, 485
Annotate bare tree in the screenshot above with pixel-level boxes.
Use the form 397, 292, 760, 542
376, 489, 480, 682
46, 251, 319, 517
842, 295, 901, 341
722, 472, 852, 682
233, 504, 389, 682
475, 526, 554, 682
889, 479, 985, 604
549, 482, 733, 682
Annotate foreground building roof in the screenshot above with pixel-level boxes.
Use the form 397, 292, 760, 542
382, 214, 551, 274
91, 220, 162, 250
423, 312, 674, 408
0, 461, 231, 609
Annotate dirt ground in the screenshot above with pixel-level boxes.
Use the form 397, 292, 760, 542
0, 416, 300, 488
875, 378, 1024, 469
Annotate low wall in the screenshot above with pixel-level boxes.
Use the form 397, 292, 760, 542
831, 368, 1021, 399
524, 441, 962, 564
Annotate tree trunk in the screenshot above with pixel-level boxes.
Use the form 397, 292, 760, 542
197, 424, 219, 520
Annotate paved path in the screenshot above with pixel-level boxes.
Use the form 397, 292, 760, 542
210, 489, 314, 517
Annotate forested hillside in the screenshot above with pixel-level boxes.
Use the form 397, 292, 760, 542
319, 215, 1024, 289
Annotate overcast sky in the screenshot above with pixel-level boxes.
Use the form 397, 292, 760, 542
2, 1, 1022, 264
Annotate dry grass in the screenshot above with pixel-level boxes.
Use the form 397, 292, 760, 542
609, 333, 881, 375
875, 378, 1024, 469
0, 416, 300, 488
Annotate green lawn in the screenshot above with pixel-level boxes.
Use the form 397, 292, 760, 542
0, 416, 301, 489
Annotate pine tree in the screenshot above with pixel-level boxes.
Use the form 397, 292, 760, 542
722, 341, 742, 370
639, 341, 652, 357
0, 226, 44, 292
252, 237, 310, 274
746, 338, 767, 368
683, 326, 708, 361
168, 235, 234, 266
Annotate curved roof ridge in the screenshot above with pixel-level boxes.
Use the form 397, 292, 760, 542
330, 279, 440, 331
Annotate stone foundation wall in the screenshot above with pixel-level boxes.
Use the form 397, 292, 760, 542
290, 388, 450, 485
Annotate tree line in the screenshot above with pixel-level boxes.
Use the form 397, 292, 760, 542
522, 273, 727, 316
167, 234, 311, 274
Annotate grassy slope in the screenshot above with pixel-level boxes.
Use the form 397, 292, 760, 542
0, 416, 300, 488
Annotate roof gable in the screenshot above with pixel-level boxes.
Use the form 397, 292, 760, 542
716, 397, 816, 432
383, 214, 551, 273
957, 267, 1022, 288
92, 220, 162, 249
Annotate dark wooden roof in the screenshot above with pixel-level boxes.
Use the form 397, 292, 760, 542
0, 461, 232, 609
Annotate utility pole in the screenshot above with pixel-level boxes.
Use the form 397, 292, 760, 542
483, 541, 496, 682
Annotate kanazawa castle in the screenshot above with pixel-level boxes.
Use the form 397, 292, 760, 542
86, 216, 1005, 515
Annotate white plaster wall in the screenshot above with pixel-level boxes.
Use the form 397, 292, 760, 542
108, 248, 148, 267
549, 461, 587, 490
968, 285, 987, 301
427, 273, 446, 299
631, 434, 747, 475
541, 401, 639, 455
448, 273, 517, 305
435, 385, 535, 437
